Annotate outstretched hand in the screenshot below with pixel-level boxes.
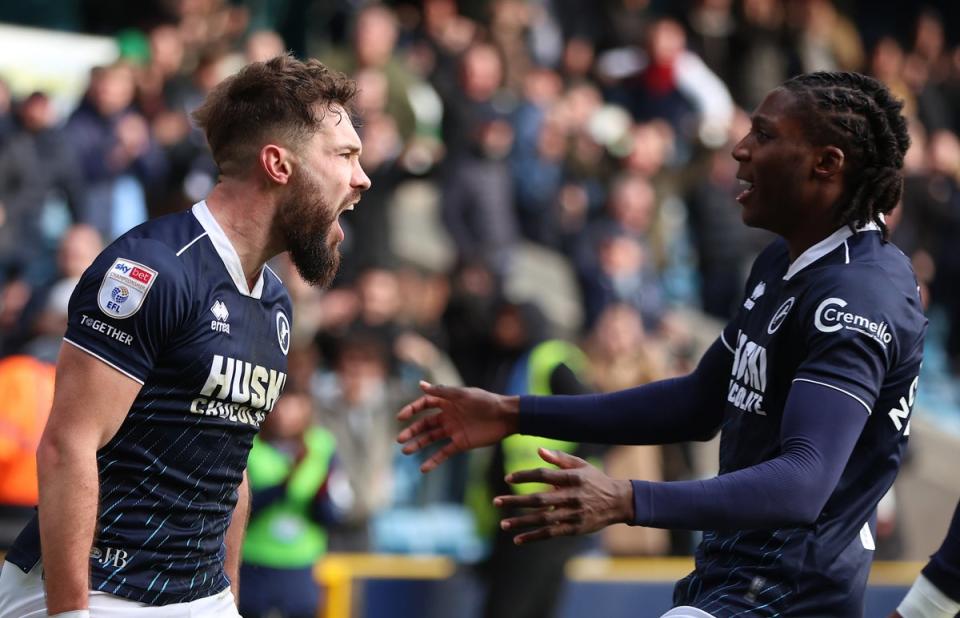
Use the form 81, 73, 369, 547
495, 448, 635, 545
396, 381, 519, 473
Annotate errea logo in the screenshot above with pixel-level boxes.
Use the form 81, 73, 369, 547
814, 297, 892, 347
210, 299, 230, 334
212, 300, 229, 321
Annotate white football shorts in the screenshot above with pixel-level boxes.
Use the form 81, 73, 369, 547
0, 561, 241, 617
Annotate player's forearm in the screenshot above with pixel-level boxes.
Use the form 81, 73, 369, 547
224, 472, 250, 602
630, 445, 828, 530
630, 381, 867, 530
518, 339, 730, 445
37, 436, 100, 614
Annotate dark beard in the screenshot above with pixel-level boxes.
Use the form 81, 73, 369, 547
277, 174, 341, 288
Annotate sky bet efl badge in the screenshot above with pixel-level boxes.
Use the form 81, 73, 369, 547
98, 258, 158, 319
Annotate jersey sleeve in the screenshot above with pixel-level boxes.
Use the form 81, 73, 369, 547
63, 238, 191, 384
792, 268, 900, 414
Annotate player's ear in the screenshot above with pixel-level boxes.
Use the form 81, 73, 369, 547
259, 144, 292, 185
813, 146, 845, 180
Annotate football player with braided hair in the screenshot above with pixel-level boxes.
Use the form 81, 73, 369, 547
780, 71, 910, 237
398, 72, 926, 617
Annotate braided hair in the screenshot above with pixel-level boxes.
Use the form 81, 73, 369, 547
782, 72, 910, 238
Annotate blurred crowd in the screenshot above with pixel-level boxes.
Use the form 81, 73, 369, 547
2, 0, 960, 615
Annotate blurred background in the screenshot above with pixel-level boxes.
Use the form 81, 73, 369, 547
0, 0, 959, 616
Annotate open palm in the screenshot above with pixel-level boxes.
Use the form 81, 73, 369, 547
396, 381, 519, 472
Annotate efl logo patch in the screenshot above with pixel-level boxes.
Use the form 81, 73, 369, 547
97, 258, 159, 319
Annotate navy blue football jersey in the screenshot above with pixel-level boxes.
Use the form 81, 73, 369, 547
674, 224, 926, 617
6, 201, 292, 605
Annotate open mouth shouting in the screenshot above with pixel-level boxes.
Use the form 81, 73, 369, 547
333, 198, 360, 242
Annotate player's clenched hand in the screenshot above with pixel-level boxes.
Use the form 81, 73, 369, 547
397, 381, 519, 473
495, 448, 635, 545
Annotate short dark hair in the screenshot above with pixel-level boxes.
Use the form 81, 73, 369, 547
192, 54, 358, 175
782, 71, 910, 238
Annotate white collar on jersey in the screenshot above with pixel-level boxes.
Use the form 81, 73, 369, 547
782, 220, 882, 281
191, 200, 266, 299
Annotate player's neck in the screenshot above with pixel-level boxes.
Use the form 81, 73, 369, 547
785, 220, 845, 262
205, 182, 279, 288
781, 202, 843, 261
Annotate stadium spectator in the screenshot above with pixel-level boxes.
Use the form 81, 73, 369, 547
6, 91, 87, 224
432, 41, 523, 273
576, 222, 665, 330
136, 24, 188, 122
729, 0, 791, 110
153, 50, 230, 215
323, 4, 420, 141
560, 36, 599, 84
441, 258, 503, 389
0, 92, 87, 288
415, 0, 478, 93
683, 0, 738, 89
509, 67, 567, 247
550, 82, 610, 247
440, 40, 509, 158
574, 172, 670, 328
239, 391, 342, 618
65, 62, 167, 239
487, 0, 536, 94
245, 30, 286, 65
787, 0, 865, 74
12, 224, 103, 363
469, 299, 596, 618
584, 302, 672, 393
869, 37, 915, 122
921, 130, 960, 373
65, 63, 167, 239
393, 266, 453, 346
314, 325, 460, 551
439, 43, 520, 273
606, 17, 734, 150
